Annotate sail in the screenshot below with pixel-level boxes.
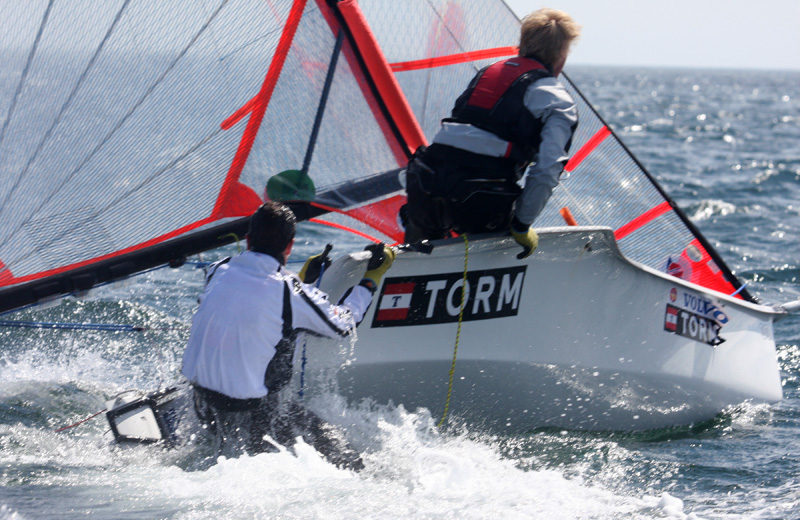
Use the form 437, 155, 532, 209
0, 0, 414, 312
0, 0, 749, 315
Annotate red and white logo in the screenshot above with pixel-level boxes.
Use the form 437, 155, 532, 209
376, 282, 415, 321
664, 305, 679, 332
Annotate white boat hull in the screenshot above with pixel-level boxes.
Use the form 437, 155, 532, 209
309, 227, 783, 432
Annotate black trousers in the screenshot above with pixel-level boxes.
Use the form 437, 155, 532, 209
403, 144, 521, 244
192, 386, 364, 471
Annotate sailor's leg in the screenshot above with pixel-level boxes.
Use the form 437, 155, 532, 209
403, 160, 452, 243
245, 397, 281, 455
192, 388, 278, 458
192, 389, 225, 456
285, 401, 365, 471
451, 189, 518, 235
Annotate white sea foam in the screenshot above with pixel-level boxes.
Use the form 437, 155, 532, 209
1, 362, 673, 519
125, 400, 662, 520
0, 505, 25, 520
689, 199, 737, 221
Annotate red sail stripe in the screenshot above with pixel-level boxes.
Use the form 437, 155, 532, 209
565, 126, 611, 172
310, 195, 406, 244
212, 0, 308, 219
308, 218, 382, 243
389, 46, 519, 72
614, 201, 672, 240
0, 260, 13, 285
0, 216, 217, 287
220, 96, 257, 130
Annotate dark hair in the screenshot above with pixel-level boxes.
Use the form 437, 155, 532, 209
248, 202, 296, 260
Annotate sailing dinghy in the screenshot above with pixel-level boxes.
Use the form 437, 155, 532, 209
0, 1, 795, 440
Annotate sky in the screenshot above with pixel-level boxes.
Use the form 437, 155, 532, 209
506, 0, 800, 71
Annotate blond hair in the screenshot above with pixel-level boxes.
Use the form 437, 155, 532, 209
519, 8, 581, 67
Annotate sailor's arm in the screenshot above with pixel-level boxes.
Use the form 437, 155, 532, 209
288, 245, 396, 337
288, 278, 372, 338
514, 77, 578, 226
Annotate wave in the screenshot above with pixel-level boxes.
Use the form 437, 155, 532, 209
685, 199, 738, 221
0, 377, 682, 519
737, 264, 800, 284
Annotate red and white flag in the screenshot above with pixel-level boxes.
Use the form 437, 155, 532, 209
376, 282, 415, 321
664, 305, 679, 331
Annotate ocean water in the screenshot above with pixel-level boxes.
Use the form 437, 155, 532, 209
1, 66, 799, 519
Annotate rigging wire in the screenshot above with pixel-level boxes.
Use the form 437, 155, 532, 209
2, 1, 231, 266
0, 0, 53, 154
1, 0, 132, 217
302, 30, 344, 174
558, 181, 595, 226
0, 320, 147, 332
438, 233, 469, 428
0, 320, 188, 333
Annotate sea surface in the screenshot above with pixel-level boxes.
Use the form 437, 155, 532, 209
1, 66, 799, 519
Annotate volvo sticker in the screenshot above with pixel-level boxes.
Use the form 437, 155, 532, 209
664, 287, 726, 346
372, 266, 527, 328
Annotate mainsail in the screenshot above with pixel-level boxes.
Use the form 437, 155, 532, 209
0, 0, 749, 315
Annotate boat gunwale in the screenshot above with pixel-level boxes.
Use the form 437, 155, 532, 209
399, 225, 784, 319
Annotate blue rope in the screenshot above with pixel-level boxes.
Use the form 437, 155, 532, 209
729, 282, 748, 297
0, 320, 145, 332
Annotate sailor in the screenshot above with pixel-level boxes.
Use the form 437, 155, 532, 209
402, 8, 581, 259
181, 201, 395, 469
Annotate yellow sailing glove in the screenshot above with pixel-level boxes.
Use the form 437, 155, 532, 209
510, 217, 539, 260
299, 244, 333, 284
360, 243, 396, 292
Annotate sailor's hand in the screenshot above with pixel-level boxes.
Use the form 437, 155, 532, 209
299, 243, 333, 284
510, 218, 539, 260
360, 243, 396, 291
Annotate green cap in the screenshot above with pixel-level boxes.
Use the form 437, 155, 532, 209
266, 169, 316, 202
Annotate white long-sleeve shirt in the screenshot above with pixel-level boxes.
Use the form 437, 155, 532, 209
181, 251, 372, 399
432, 75, 577, 226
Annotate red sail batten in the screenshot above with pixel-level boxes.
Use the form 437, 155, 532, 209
310, 196, 405, 244
390, 46, 519, 72
566, 126, 611, 172
308, 218, 382, 243
614, 201, 672, 240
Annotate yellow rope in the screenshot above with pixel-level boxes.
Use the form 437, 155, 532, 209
219, 233, 242, 253
438, 233, 469, 427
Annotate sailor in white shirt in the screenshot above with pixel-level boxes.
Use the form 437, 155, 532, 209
182, 202, 394, 469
